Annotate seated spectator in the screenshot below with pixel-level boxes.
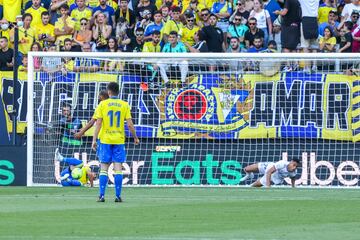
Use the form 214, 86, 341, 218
161, 6, 171, 24
92, 12, 112, 52
249, 0, 272, 46
267, 40, 278, 52
183, 0, 206, 24
18, 54, 28, 72
338, 22, 353, 52
35, 11, 55, 50
93, 0, 116, 30
73, 18, 92, 48
70, 0, 92, 31
318, 0, 337, 24
179, 12, 200, 47
10, 13, 35, 57
319, 10, 340, 37
0, 37, 13, 71
25, 0, 47, 27
229, 0, 249, 25
61, 38, 77, 52
201, 13, 225, 52
244, 17, 264, 48
227, 36, 241, 52
159, 31, 188, 86
0, 19, 12, 47
73, 43, 100, 72
54, 4, 75, 47
124, 27, 145, 52
143, 30, 161, 52
119, 0, 136, 29
319, 26, 336, 52
199, 8, 211, 27
184, 30, 209, 52
349, 10, 360, 30
144, 11, 164, 40
30, 42, 42, 70
136, 0, 157, 21
104, 37, 123, 72
135, 9, 153, 32
341, 0, 360, 25
269, 17, 281, 51
162, 7, 183, 43
211, 0, 232, 47
247, 36, 266, 52
227, 13, 248, 49
116, 17, 131, 48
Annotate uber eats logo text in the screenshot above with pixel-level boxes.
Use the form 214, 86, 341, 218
151, 153, 242, 185
0, 160, 15, 185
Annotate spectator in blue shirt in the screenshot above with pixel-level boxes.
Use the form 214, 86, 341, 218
319, 10, 340, 37
93, 0, 116, 30
247, 36, 266, 52
74, 43, 100, 72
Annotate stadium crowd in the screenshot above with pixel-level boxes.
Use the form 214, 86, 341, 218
0, 0, 359, 74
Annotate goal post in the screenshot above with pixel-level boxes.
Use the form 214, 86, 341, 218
27, 52, 360, 187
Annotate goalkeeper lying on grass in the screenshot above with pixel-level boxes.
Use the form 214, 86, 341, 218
55, 148, 95, 187
240, 158, 301, 187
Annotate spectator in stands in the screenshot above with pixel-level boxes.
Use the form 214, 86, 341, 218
338, 22, 353, 52
61, 38, 76, 52
70, 0, 92, 31
2, 0, 22, 23
25, 0, 47, 27
267, 40, 278, 52
30, 42, 42, 71
104, 37, 123, 72
116, 17, 131, 48
319, 10, 340, 37
93, 0, 116, 30
41, 45, 62, 73
227, 36, 241, 52
136, 0, 157, 21
144, 11, 163, 40
119, 0, 136, 29
247, 36, 266, 52
201, 14, 225, 52
227, 13, 248, 49
230, 0, 249, 24
35, 11, 55, 50
162, 7, 183, 43
274, 0, 301, 53
143, 30, 161, 52
199, 8, 211, 27
244, 0, 254, 11
352, 23, 360, 52
49, 0, 64, 25
161, 6, 171, 24
73, 18, 92, 49
54, 4, 75, 47
341, 0, 360, 25
124, 27, 145, 52
249, 0, 272, 46
0, 37, 13, 71
269, 17, 281, 51
10, 13, 35, 58
319, 26, 337, 52
18, 54, 28, 72
92, 12, 112, 52
244, 17, 264, 48
0, 19, 11, 45
184, 0, 206, 24
211, 0, 232, 47
350, 10, 359, 28
179, 12, 200, 47
318, 0, 337, 24
74, 42, 100, 72
135, 9, 153, 32
159, 31, 188, 87
184, 30, 209, 52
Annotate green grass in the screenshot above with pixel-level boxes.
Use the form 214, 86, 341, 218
0, 187, 360, 240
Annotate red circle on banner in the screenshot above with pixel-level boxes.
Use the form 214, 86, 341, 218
174, 89, 207, 120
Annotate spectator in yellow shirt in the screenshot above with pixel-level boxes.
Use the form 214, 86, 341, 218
70, 0, 92, 30
25, 0, 47, 28
143, 30, 161, 52
179, 12, 200, 47
35, 11, 55, 49
319, 26, 336, 52
54, 4, 75, 46
10, 13, 35, 56
162, 6, 183, 43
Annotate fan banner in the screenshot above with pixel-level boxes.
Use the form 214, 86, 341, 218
0, 71, 358, 141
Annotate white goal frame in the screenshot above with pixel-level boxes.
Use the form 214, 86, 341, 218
27, 52, 359, 187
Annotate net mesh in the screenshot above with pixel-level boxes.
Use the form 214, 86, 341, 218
28, 53, 360, 187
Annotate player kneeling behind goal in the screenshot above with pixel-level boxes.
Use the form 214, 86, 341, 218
55, 148, 96, 187
240, 158, 301, 187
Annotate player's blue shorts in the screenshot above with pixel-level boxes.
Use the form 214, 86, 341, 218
98, 143, 126, 163
60, 167, 81, 187
96, 139, 101, 157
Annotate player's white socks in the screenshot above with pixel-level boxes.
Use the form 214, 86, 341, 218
54, 148, 64, 162
240, 172, 254, 182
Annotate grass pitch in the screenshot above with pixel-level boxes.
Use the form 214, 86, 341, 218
0, 187, 360, 240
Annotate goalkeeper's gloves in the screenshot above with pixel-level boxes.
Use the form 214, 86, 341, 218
60, 174, 70, 181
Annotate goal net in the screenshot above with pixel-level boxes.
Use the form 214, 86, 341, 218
27, 52, 360, 187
